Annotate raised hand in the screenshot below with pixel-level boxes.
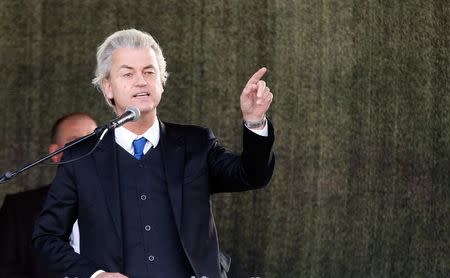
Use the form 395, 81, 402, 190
240, 67, 273, 126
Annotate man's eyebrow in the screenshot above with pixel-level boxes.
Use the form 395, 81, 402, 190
118, 65, 133, 70
118, 65, 156, 70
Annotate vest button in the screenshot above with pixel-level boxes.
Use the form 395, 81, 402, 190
140, 194, 147, 201
148, 255, 155, 262
145, 225, 151, 231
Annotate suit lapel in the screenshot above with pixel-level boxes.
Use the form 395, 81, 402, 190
93, 130, 123, 242
159, 121, 185, 231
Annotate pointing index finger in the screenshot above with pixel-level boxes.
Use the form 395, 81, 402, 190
246, 67, 267, 87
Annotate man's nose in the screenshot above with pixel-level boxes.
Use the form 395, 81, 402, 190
134, 73, 147, 86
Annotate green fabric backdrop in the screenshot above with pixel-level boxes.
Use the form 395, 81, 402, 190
0, 0, 448, 277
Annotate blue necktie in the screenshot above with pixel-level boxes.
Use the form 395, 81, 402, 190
132, 137, 148, 160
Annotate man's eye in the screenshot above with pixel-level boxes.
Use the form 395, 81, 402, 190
144, 71, 155, 75
123, 73, 132, 77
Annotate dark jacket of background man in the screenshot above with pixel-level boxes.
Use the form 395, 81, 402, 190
0, 113, 97, 278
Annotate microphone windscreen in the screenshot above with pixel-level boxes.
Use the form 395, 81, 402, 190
126, 107, 141, 121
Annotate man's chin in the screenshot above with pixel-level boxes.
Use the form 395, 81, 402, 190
115, 102, 157, 117
135, 106, 157, 117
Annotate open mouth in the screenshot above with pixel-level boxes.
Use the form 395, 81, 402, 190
133, 92, 150, 97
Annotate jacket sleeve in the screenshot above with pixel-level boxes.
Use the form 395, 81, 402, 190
0, 195, 29, 278
208, 119, 275, 193
32, 153, 99, 277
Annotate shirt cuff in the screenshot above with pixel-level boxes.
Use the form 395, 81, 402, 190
91, 270, 105, 278
246, 122, 268, 137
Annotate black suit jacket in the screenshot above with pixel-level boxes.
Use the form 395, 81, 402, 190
33, 120, 275, 278
0, 186, 60, 278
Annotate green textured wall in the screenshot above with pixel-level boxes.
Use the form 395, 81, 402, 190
0, 1, 449, 277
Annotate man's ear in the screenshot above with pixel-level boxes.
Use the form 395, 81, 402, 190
48, 144, 63, 163
102, 79, 114, 100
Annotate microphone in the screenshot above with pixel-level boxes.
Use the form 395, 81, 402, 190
107, 107, 141, 129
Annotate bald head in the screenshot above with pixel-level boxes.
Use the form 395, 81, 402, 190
49, 113, 98, 162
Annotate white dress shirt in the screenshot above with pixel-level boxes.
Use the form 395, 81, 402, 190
114, 118, 160, 156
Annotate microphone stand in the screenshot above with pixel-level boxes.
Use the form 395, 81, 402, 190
0, 126, 108, 184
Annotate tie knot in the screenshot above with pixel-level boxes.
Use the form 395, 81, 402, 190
132, 137, 148, 160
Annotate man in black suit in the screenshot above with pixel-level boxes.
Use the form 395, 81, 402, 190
33, 29, 275, 278
0, 113, 97, 278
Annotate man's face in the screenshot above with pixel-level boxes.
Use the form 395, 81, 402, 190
57, 118, 97, 147
102, 47, 164, 116
49, 117, 97, 162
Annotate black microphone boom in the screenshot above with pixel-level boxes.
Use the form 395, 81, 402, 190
0, 107, 141, 184
107, 107, 141, 129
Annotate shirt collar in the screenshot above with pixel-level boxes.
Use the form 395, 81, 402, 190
114, 117, 160, 154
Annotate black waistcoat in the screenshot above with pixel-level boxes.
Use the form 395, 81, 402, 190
116, 144, 193, 278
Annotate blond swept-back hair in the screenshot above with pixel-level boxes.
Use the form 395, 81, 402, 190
92, 29, 169, 108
